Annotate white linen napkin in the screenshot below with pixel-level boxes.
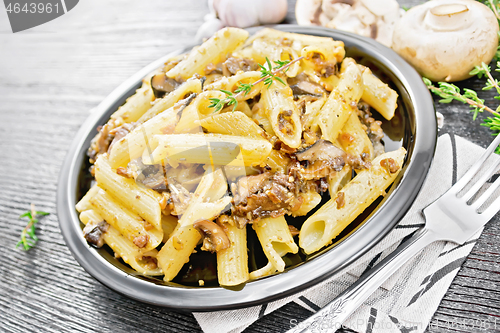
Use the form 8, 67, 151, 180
194, 133, 493, 333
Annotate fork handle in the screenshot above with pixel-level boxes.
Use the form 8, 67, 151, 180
290, 227, 438, 333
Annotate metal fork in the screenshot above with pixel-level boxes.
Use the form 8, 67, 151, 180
289, 135, 500, 333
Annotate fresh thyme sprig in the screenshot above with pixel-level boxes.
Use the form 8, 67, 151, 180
208, 56, 303, 112
253, 57, 302, 89
470, 62, 500, 100
208, 89, 238, 113
479, 0, 500, 60
423, 76, 499, 120
16, 204, 49, 251
258, 57, 288, 88
424, 62, 500, 153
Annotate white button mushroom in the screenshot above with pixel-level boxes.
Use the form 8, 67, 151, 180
295, 0, 404, 47
392, 0, 499, 82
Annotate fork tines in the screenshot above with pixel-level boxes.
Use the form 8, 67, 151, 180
452, 134, 500, 217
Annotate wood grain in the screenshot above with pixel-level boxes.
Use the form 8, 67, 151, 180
1, 1, 499, 332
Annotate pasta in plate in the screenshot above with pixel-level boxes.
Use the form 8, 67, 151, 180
77, 27, 405, 287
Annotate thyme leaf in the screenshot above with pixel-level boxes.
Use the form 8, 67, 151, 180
424, 60, 500, 153
17, 204, 49, 251
208, 89, 238, 113
208, 56, 303, 112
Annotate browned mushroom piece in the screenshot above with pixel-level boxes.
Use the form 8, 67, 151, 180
288, 224, 300, 237
295, 0, 403, 47
222, 57, 259, 75
133, 234, 149, 248
167, 180, 192, 216
83, 221, 109, 248
193, 219, 231, 253
296, 139, 347, 180
380, 157, 399, 174
296, 140, 346, 167
288, 74, 326, 97
151, 73, 181, 98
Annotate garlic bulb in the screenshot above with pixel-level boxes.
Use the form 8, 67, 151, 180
213, 0, 288, 28
195, 15, 225, 42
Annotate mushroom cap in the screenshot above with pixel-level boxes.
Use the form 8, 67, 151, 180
295, 0, 323, 26
295, 0, 403, 47
392, 0, 499, 82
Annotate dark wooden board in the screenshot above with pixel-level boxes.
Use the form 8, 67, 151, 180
1, 1, 499, 332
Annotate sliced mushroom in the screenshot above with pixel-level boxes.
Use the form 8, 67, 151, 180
295, 0, 403, 47
193, 219, 230, 252
151, 73, 181, 98
288, 75, 326, 97
296, 139, 346, 163
83, 221, 109, 248
108, 122, 135, 153
167, 180, 192, 216
233, 172, 272, 204
223, 57, 258, 75
141, 172, 168, 190
296, 140, 347, 179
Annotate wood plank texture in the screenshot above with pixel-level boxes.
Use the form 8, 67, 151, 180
1, 1, 499, 332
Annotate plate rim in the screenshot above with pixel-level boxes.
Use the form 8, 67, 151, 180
57, 24, 437, 311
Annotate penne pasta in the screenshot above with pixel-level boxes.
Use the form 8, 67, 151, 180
79, 209, 163, 276
360, 66, 398, 121
110, 82, 155, 123
157, 224, 202, 282
264, 149, 291, 173
338, 112, 375, 163
161, 214, 178, 243
79, 27, 406, 285
158, 167, 230, 281
108, 105, 179, 168
327, 165, 352, 198
200, 111, 266, 139
299, 148, 406, 254
260, 81, 302, 148
249, 262, 276, 280
166, 27, 249, 80
252, 216, 299, 274
217, 219, 249, 286
145, 133, 272, 167
138, 78, 202, 123
175, 90, 227, 133
292, 190, 322, 217
252, 105, 276, 136
238, 28, 345, 64
317, 59, 363, 143
94, 155, 162, 230
177, 167, 231, 227
90, 188, 163, 252
75, 184, 99, 213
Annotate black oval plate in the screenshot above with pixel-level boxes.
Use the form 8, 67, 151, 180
57, 25, 437, 311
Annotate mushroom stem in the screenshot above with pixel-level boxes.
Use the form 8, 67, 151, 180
424, 4, 470, 31
430, 3, 468, 15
